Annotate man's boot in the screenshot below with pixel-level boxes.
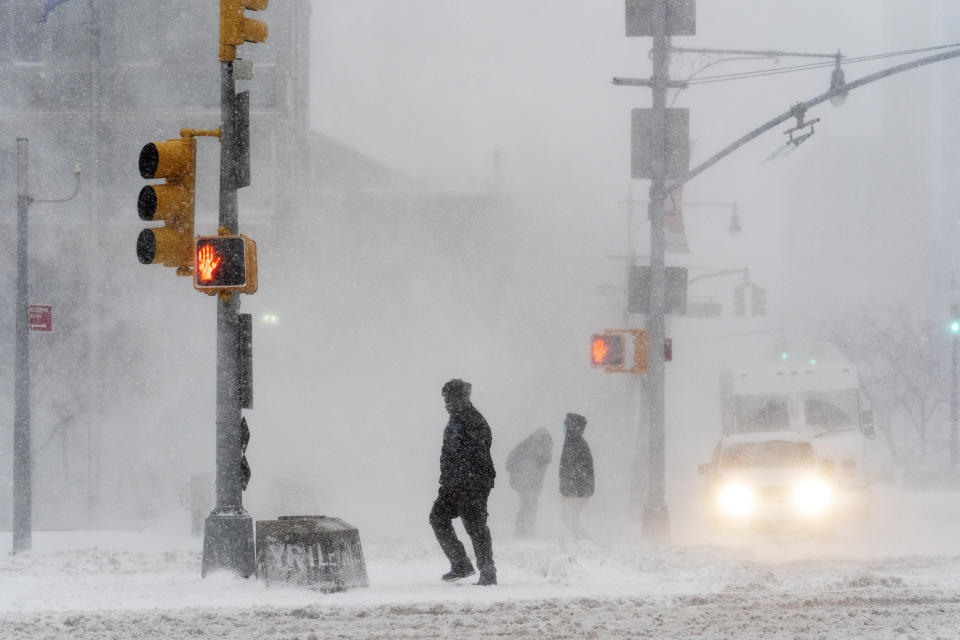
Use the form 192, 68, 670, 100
475, 570, 497, 586
442, 563, 475, 582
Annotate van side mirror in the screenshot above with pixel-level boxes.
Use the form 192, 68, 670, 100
860, 408, 875, 438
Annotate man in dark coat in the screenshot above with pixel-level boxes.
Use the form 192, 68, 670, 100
558, 412, 594, 540
505, 428, 553, 539
429, 379, 497, 585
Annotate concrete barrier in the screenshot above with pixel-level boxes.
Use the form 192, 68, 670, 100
255, 515, 368, 591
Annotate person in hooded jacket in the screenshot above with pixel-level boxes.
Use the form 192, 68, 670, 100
429, 379, 498, 585
558, 412, 594, 540
505, 428, 553, 539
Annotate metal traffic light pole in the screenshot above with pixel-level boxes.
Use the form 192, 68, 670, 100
13, 139, 33, 555
12, 138, 80, 555
200, 59, 255, 578
642, 0, 671, 542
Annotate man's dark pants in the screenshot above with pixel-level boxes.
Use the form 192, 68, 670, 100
429, 487, 495, 575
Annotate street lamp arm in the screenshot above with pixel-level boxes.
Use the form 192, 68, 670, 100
31, 165, 82, 204
687, 267, 749, 285
672, 46, 838, 60
667, 46, 960, 195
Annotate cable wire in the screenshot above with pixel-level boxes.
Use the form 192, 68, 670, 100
685, 42, 960, 86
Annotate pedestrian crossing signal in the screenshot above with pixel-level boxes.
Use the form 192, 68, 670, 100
193, 234, 258, 294
591, 334, 624, 368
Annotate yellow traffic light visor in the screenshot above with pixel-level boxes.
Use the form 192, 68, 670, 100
139, 139, 194, 180
138, 184, 191, 223
137, 227, 193, 268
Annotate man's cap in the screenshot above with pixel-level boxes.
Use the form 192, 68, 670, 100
564, 413, 587, 428
442, 378, 472, 399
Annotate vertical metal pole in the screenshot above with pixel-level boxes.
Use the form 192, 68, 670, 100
625, 186, 647, 520
13, 138, 32, 554
952, 329, 958, 469
643, 0, 671, 541
201, 61, 255, 578
86, 0, 103, 527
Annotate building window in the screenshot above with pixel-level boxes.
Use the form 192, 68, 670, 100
12, 4, 45, 63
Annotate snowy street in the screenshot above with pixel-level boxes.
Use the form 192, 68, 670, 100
3, 488, 960, 639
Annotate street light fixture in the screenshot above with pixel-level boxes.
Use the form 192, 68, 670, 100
728, 205, 741, 235
829, 51, 848, 107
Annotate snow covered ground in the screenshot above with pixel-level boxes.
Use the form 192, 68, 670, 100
2, 487, 960, 639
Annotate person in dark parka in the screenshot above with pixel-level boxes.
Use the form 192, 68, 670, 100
429, 379, 498, 585
558, 412, 594, 540
505, 428, 553, 539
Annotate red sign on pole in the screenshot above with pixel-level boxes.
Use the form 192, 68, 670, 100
29, 305, 52, 332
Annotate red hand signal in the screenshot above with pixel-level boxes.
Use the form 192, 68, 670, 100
197, 244, 222, 281
592, 338, 608, 364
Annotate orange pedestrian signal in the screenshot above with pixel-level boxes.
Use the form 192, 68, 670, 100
591, 334, 624, 368
193, 235, 258, 294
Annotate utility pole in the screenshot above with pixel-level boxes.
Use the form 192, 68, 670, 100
12, 139, 81, 554
643, 0, 671, 541
200, 0, 267, 578
200, 56, 255, 580
14, 139, 32, 554
85, 0, 104, 527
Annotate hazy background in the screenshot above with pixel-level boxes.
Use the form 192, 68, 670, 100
291, 1, 953, 539
2, 1, 957, 546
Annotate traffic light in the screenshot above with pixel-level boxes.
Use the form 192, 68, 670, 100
137, 136, 197, 274
733, 283, 745, 316
220, 0, 268, 62
751, 285, 767, 316
951, 303, 960, 334
591, 334, 624, 368
193, 234, 259, 294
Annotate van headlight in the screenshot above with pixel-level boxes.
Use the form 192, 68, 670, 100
715, 483, 756, 518
791, 478, 832, 516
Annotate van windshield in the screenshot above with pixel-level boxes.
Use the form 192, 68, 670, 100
734, 394, 790, 431
803, 389, 859, 430
720, 441, 815, 469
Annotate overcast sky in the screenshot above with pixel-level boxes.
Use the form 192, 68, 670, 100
309, 1, 943, 188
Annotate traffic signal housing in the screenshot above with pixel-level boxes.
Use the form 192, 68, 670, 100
220, 0, 268, 61
590, 329, 659, 374
751, 285, 767, 316
733, 283, 745, 316
591, 333, 625, 368
193, 234, 258, 294
137, 136, 197, 275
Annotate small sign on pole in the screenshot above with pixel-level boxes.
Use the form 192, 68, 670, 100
28, 305, 52, 332
625, 0, 696, 37
628, 266, 689, 314
631, 108, 690, 180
